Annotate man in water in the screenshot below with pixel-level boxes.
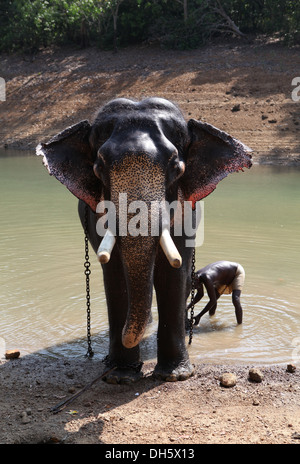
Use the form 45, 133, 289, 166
187, 261, 245, 325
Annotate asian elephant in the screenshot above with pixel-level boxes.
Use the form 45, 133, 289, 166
37, 97, 252, 384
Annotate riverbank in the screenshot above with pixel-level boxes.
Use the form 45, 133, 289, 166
1, 39, 300, 164
1, 356, 300, 445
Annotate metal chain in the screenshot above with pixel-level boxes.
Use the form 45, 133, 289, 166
84, 205, 94, 358
188, 247, 196, 345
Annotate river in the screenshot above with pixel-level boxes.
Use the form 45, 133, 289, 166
1, 149, 299, 365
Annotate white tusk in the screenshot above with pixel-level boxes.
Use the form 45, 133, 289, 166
160, 229, 182, 269
97, 229, 116, 264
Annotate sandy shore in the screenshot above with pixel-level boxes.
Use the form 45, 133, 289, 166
1, 355, 299, 445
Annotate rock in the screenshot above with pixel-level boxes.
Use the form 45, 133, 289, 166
21, 411, 31, 424
287, 364, 296, 373
219, 372, 237, 388
5, 349, 20, 359
252, 398, 260, 406
231, 104, 240, 112
248, 368, 264, 383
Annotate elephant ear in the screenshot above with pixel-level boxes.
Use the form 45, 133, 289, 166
181, 119, 252, 208
36, 121, 102, 212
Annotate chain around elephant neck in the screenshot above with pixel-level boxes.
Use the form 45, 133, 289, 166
188, 248, 196, 345
84, 204, 94, 358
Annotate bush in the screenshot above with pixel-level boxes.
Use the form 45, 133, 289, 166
1, 0, 299, 53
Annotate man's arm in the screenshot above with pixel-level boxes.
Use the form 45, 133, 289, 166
232, 289, 243, 324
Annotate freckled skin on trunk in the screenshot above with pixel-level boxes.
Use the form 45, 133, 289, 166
108, 155, 165, 353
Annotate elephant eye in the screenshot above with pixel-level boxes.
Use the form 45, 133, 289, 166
176, 160, 185, 176
166, 157, 185, 188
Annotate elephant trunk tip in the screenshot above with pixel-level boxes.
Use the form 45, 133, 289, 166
122, 327, 144, 349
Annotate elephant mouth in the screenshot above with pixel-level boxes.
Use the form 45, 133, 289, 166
97, 227, 182, 268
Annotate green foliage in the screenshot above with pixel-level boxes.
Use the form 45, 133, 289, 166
222, 0, 300, 44
0, 0, 105, 52
0, 0, 299, 53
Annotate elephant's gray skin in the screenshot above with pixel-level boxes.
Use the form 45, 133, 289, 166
37, 97, 252, 384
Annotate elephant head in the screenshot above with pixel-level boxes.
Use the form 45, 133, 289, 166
37, 97, 251, 377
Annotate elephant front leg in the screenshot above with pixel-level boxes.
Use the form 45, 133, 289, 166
101, 253, 143, 385
153, 259, 194, 381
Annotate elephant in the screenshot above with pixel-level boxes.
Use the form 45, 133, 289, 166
37, 97, 252, 384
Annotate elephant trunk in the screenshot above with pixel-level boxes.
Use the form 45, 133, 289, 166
104, 154, 182, 349
120, 235, 156, 349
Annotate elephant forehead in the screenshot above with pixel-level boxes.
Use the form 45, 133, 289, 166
107, 128, 161, 156
92, 98, 188, 153
110, 154, 165, 201
99, 122, 178, 159
98, 97, 183, 121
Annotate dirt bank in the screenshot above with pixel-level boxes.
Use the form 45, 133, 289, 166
1, 41, 300, 446
1, 356, 299, 445
1, 39, 300, 164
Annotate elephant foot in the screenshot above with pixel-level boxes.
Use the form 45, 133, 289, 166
153, 360, 194, 382
102, 368, 143, 385
102, 359, 144, 385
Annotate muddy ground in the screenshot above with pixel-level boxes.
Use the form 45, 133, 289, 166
0, 38, 300, 446
0, 357, 300, 445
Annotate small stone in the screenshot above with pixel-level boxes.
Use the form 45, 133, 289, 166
252, 398, 260, 406
231, 104, 240, 112
5, 349, 20, 359
219, 372, 237, 388
249, 368, 264, 383
287, 364, 296, 373
21, 411, 31, 424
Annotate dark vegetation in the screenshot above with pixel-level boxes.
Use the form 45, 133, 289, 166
1, 0, 300, 53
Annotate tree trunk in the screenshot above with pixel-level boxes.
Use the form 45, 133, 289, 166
183, 0, 188, 24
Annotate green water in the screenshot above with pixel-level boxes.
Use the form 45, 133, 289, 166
0, 150, 300, 364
